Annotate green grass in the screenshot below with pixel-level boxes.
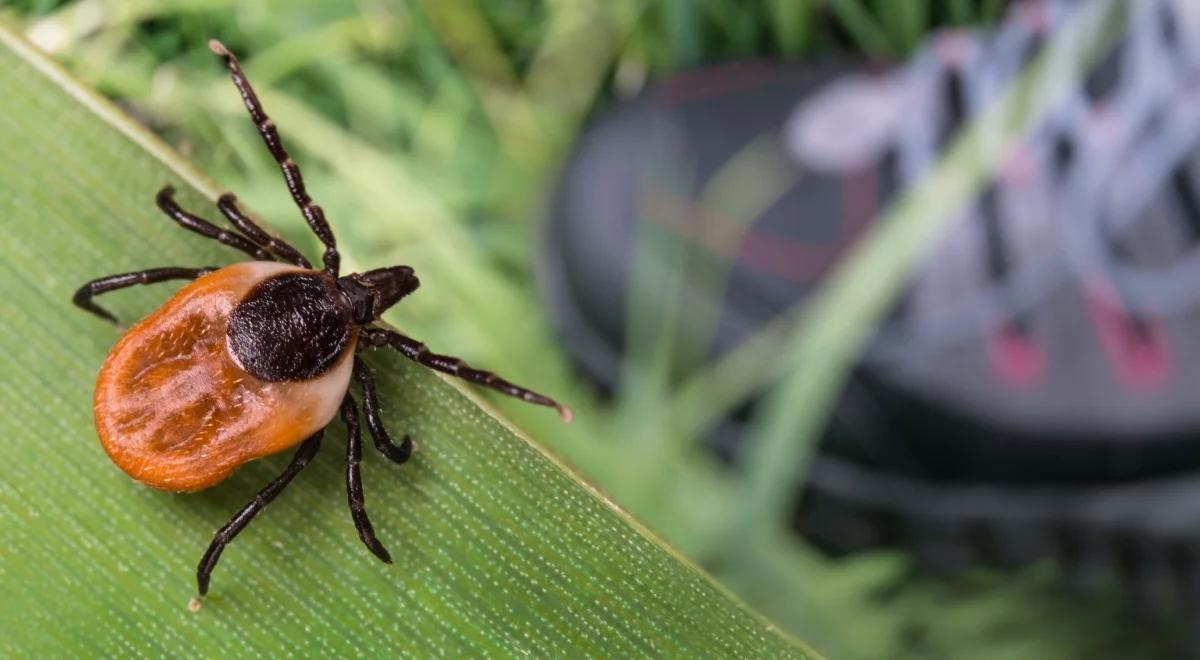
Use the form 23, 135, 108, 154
0, 0, 1182, 657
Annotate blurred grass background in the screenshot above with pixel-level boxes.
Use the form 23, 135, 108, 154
0, 0, 1181, 656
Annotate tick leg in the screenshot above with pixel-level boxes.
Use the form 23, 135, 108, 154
196, 431, 323, 597
216, 193, 313, 268
353, 358, 414, 465
209, 40, 340, 276
73, 266, 218, 324
156, 186, 273, 261
341, 393, 393, 563
360, 327, 573, 422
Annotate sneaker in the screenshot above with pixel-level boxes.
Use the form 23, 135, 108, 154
541, 0, 1200, 617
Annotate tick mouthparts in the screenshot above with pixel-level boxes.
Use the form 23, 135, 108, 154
357, 266, 420, 316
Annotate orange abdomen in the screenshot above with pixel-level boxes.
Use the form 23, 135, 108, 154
93, 262, 355, 492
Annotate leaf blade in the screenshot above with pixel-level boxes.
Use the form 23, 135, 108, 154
0, 22, 810, 658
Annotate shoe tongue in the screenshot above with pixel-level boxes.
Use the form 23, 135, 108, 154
784, 73, 908, 173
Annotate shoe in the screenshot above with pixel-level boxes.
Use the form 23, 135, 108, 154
541, 0, 1200, 614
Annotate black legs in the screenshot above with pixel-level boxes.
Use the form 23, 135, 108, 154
194, 379, 411, 595
354, 358, 414, 464
360, 327, 573, 421
156, 186, 310, 267
209, 39, 340, 276
217, 193, 312, 268
75, 183, 315, 327
340, 393, 392, 563
197, 431, 323, 596
156, 186, 272, 261
73, 266, 217, 323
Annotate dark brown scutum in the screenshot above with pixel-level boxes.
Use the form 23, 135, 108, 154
227, 272, 353, 382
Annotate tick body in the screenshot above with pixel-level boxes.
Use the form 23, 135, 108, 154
75, 40, 570, 598
94, 262, 356, 491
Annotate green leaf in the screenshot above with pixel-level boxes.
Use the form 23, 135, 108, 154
0, 23, 811, 658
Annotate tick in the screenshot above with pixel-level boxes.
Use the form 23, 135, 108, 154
73, 40, 571, 599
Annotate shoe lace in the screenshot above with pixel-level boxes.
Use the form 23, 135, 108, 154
794, 0, 1200, 356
